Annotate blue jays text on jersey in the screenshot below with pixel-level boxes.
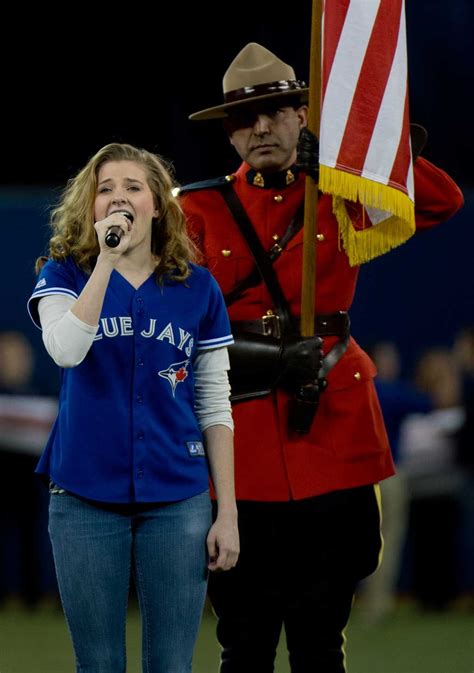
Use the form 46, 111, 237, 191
94, 317, 194, 358
28, 257, 233, 504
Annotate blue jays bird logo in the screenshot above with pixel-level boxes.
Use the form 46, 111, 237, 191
158, 359, 190, 396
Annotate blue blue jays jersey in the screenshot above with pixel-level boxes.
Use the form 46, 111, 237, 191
28, 257, 233, 503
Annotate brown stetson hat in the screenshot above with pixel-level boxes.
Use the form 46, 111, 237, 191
189, 42, 309, 121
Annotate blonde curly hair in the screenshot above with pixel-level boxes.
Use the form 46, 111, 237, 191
37, 143, 195, 282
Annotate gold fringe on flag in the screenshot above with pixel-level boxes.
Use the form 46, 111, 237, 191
319, 165, 416, 266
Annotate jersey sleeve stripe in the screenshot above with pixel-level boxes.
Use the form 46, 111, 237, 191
196, 335, 234, 350
27, 289, 79, 329
30, 288, 79, 300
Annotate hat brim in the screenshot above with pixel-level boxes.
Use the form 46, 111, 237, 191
189, 88, 309, 121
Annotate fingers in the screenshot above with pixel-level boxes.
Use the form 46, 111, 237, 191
208, 548, 239, 572
207, 526, 240, 572
95, 214, 131, 251
208, 544, 240, 572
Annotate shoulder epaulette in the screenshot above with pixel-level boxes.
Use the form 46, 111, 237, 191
177, 174, 236, 196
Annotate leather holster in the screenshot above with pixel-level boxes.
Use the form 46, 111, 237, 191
228, 330, 281, 402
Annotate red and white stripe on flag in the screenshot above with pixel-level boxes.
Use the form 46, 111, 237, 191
318, 0, 415, 266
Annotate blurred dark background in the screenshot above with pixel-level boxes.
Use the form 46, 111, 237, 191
1, 1, 472, 189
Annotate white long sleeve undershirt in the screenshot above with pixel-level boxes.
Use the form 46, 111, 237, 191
37, 295, 233, 432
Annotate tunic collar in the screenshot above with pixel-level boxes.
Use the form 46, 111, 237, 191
245, 165, 300, 189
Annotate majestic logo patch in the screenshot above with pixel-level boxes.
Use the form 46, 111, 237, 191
35, 278, 47, 289
186, 441, 205, 457
158, 359, 190, 396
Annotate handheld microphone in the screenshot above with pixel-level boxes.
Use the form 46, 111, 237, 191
105, 212, 134, 248
104, 226, 122, 248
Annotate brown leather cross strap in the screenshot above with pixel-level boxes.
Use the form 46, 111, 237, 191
224, 204, 303, 307
218, 182, 303, 325
232, 311, 350, 338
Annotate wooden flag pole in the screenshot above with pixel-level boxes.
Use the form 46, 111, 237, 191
300, 0, 323, 337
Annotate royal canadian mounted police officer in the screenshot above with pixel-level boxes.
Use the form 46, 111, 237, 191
179, 43, 464, 673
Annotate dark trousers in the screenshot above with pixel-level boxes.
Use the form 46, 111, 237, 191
209, 485, 382, 673
0, 450, 48, 606
410, 494, 460, 609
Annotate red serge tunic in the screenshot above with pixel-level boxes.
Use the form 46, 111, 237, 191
181, 158, 464, 501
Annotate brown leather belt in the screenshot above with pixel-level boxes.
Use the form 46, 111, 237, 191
232, 311, 350, 339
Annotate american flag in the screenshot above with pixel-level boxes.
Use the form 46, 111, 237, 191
318, 0, 415, 266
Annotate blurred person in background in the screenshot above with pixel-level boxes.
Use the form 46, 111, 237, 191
359, 341, 432, 623
0, 331, 35, 395
0, 331, 56, 607
27, 143, 239, 673
399, 348, 465, 610
453, 326, 474, 425
453, 327, 474, 605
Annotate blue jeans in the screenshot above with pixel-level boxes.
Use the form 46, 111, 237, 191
48, 489, 211, 673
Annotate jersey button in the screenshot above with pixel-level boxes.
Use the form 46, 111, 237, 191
137, 432, 144, 440
136, 394, 143, 403
137, 469, 143, 478
137, 297, 143, 304
137, 359, 144, 367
